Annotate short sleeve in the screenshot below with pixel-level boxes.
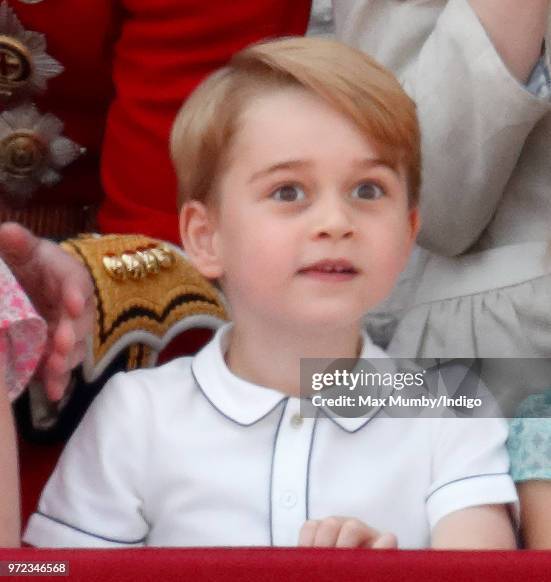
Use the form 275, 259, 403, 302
507, 390, 551, 483
426, 417, 518, 530
23, 372, 151, 548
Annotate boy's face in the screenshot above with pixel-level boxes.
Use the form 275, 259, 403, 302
181, 87, 419, 331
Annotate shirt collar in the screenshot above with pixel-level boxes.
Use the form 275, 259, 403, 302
191, 322, 394, 432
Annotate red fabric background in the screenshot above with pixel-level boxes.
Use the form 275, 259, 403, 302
0, 547, 550, 581
99, 0, 312, 243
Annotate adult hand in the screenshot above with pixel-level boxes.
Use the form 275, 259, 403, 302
0, 222, 94, 401
298, 516, 397, 549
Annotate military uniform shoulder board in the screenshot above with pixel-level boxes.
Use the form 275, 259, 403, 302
61, 234, 228, 382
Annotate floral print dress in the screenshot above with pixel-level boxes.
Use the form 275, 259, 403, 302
0, 258, 46, 401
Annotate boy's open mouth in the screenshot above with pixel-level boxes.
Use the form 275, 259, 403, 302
298, 259, 359, 280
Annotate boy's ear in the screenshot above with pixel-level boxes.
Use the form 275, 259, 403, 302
179, 201, 223, 279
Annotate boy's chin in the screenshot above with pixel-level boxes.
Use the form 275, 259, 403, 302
285, 309, 366, 332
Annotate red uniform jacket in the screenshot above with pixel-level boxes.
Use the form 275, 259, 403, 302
10, 0, 311, 243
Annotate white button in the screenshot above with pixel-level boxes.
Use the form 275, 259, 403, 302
290, 413, 303, 428
280, 490, 298, 508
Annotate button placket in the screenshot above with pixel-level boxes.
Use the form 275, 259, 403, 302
270, 398, 314, 546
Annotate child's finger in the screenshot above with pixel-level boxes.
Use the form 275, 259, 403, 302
52, 318, 76, 359
372, 532, 398, 549
44, 370, 71, 402
48, 341, 87, 375
298, 520, 319, 546
40, 320, 82, 400
336, 519, 380, 548
61, 272, 94, 320
0, 222, 38, 267
45, 338, 87, 378
313, 517, 342, 547
66, 340, 88, 371
61, 284, 85, 319
59, 287, 94, 366
41, 353, 70, 401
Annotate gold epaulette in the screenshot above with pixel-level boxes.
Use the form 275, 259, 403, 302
60, 234, 228, 382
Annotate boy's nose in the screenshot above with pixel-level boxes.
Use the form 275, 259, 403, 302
312, 196, 355, 240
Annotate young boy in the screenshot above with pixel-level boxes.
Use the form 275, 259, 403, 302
23, 37, 517, 549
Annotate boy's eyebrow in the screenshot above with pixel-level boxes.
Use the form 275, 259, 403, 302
353, 157, 397, 173
248, 157, 396, 183
248, 160, 312, 183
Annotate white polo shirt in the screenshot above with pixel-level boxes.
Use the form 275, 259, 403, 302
24, 324, 517, 549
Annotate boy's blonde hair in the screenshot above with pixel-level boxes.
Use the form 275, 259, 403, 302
170, 36, 421, 209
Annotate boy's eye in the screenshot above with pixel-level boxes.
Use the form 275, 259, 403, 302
351, 182, 385, 200
271, 184, 306, 202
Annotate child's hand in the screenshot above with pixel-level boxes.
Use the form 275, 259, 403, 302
298, 517, 397, 549
0, 223, 94, 401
